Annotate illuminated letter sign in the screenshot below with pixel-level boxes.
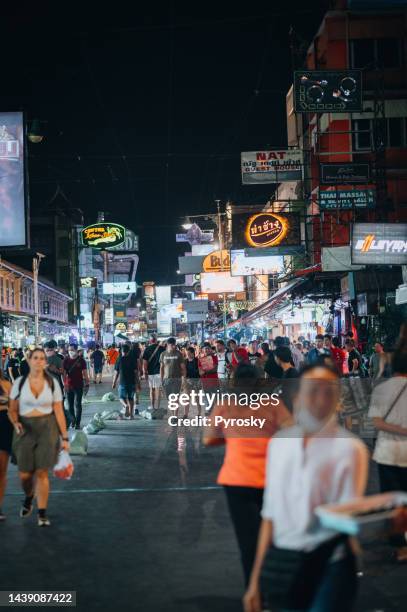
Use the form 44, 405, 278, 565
245, 213, 289, 248
81, 223, 125, 249
202, 249, 231, 272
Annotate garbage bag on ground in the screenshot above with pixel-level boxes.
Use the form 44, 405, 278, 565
102, 392, 116, 402
53, 450, 74, 480
70, 431, 88, 455
100, 409, 121, 420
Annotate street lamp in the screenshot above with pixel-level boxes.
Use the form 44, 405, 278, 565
182, 216, 192, 230
33, 253, 45, 346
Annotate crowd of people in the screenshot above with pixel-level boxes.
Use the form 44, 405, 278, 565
0, 326, 406, 611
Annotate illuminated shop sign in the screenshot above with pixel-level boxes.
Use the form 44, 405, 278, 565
232, 212, 301, 250
351, 223, 407, 265
81, 223, 125, 249
202, 249, 231, 273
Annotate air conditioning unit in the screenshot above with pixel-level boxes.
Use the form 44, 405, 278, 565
396, 285, 407, 305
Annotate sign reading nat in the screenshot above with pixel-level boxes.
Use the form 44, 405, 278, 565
82, 223, 125, 249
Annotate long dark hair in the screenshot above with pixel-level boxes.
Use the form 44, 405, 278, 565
0, 368, 6, 396
29, 348, 55, 390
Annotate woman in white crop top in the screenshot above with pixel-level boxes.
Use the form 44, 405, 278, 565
8, 348, 69, 527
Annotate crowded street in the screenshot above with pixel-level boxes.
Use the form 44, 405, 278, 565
1, 376, 406, 612
1, 1, 407, 611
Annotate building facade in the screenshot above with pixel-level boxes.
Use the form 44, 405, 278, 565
0, 259, 71, 347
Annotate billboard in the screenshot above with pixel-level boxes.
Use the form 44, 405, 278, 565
351, 223, 407, 265
320, 163, 370, 185
241, 150, 303, 184
230, 250, 284, 276
201, 272, 244, 294
175, 223, 214, 245
82, 223, 125, 249
0, 112, 28, 248
232, 211, 301, 250
294, 70, 362, 113
319, 189, 375, 210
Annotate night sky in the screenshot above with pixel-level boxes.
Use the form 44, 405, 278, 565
3, 0, 329, 283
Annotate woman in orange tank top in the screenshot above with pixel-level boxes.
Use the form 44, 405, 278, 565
204, 363, 292, 586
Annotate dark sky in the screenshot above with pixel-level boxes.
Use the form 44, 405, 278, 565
4, 0, 329, 283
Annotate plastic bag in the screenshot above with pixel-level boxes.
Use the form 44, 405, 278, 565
70, 431, 88, 456
53, 450, 74, 480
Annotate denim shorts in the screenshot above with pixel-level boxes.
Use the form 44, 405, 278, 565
119, 384, 135, 400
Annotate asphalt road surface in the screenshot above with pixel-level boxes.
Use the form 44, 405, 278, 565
1, 380, 405, 611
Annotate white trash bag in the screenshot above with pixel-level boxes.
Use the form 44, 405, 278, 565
102, 392, 116, 402
53, 450, 74, 480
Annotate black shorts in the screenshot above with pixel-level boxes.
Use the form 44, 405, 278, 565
0, 409, 14, 454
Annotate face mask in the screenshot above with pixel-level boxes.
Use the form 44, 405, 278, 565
69, 351, 77, 358
296, 408, 325, 434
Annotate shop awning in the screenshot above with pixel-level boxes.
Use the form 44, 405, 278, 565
242, 278, 306, 324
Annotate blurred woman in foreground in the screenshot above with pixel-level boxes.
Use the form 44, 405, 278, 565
204, 364, 293, 585
244, 364, 368, 612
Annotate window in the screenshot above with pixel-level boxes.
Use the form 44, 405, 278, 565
377, 38, 402, 69
350, 38, 402, 69
387, 117, 405, 147
351, 39, 375, 69
352, 119, 372, 150
352, 117, 407, 150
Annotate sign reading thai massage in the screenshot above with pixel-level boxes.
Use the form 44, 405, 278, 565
81, 223, 125, 249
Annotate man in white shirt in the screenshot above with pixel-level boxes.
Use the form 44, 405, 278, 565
243, 363, 368, 612
215, 340, 227, 386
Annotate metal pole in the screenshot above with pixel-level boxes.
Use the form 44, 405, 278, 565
216, 200, 227, 340
33, 257, 39, 346
33, 253, 45, 346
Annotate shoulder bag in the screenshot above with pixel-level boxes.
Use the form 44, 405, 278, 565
260, 534, 348, 610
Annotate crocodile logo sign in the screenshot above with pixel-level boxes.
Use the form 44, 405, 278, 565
245, 213, 289, 248
81, 223, 125, 249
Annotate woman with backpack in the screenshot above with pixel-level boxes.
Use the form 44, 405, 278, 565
8, 348, 69, 527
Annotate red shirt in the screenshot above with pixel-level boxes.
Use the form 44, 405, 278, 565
231, 347, 249, 367
199, 354, 219, 379
63, 356, 87, 390
330, 347, 346, 375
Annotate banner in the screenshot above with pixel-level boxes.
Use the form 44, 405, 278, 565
294, 70, 363, 113
241, 150, 302, 185
319, 189, 375, 210
320, 163, 370, 185
0, 112, 28, 248
351, 223, 407, 265
232, 211, 301, 250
